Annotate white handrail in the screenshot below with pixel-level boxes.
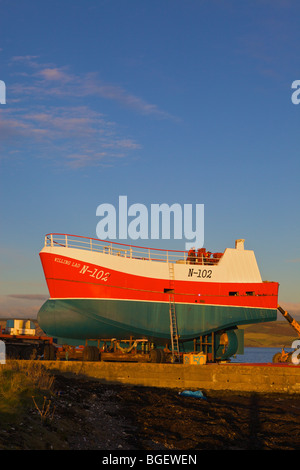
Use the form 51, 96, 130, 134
44, 233, 223, 266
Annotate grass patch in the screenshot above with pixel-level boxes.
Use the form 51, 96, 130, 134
241, 321, 299, 347
0, 361, 54, 427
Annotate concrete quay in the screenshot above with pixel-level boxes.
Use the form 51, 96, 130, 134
42, 361, 300, 394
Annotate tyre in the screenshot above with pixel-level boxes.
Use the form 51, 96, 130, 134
91, 346, 99, 361
287, 352, 294, 364
149, 348, 162, 363
31, 348, 38, 360
272, 352, 283, 363
83, 346, 99, 361
83, 346, 92, 361
44, 344, 56, 360
7, 345, 19, 359
22, 347, 33, 360
158, 349, 165, 363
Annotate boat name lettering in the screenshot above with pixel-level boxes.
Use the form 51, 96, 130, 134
188, 268, 212, 279
71, 262, 81, 268
79, 264, 111, 281
54, 257, 71, 265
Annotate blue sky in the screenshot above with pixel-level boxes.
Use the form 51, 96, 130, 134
0, 0, 299, 319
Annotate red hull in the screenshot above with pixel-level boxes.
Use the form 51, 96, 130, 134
40, 251, 279, 309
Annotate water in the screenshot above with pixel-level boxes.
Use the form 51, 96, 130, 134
231, 346, 293, 364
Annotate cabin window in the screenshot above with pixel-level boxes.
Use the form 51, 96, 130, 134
229, 291, 238, 296
164, 288, 174, 294
246, 291, 255, 296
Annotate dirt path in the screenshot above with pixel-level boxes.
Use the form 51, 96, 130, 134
1, 374, 300, 450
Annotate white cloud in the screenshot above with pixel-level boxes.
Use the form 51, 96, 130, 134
2, 57, 179, 167
36, 67, 73, 83
9, 58, 177, 120
0, 104, 140, 167
80, 74, 178, 120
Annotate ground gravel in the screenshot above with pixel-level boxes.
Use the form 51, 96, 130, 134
7, 374, 299, 450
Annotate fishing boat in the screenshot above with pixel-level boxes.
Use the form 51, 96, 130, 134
37, 233, 279, 361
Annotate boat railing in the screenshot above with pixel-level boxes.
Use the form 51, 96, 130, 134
44, 233, 222, 265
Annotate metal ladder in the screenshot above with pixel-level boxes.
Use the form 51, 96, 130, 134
168, 263, 180, 362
